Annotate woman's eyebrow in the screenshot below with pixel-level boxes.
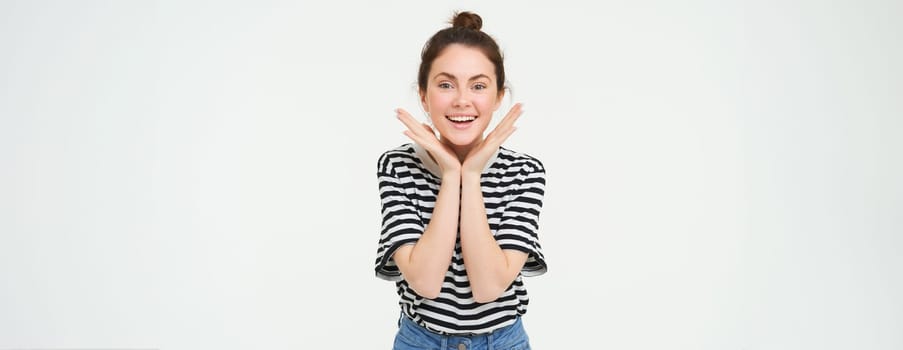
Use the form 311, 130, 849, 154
467, 74, 491, 82
432, 72, 492, 82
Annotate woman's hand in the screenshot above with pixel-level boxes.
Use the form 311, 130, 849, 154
462, 103, 523, 176
396, 108, 462, 175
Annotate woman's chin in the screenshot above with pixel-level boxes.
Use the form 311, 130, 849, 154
441, 135, 481, 149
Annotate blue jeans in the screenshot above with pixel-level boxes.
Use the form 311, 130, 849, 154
393, 314, 531, 350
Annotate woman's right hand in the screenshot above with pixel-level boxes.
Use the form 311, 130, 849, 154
396, 108, 461, 175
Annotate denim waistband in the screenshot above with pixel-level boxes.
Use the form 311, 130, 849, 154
394, 313, 530, 350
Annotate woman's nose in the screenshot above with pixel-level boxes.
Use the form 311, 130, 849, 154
453, 91, 472, 107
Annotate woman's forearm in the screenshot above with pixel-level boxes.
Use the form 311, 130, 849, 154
459, 172, 527, 303
392, 173, 461, 298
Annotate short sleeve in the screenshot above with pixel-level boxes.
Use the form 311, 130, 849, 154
495, 161, 548, 277
374, 152, 425, 281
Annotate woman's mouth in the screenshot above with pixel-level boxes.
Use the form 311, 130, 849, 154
446, 115, 478, 128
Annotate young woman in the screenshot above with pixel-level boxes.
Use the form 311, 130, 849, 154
375, 11, 547, 350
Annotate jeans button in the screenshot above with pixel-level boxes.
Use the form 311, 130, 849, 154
457, 344, 466, 350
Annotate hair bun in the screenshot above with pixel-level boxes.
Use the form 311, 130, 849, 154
451, 11, 482, 31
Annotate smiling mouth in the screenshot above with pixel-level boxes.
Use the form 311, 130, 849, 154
446, 115, 477, 123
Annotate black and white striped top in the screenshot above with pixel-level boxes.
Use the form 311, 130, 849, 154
375, 143, 548, 335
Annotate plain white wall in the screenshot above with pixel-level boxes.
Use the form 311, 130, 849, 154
1, 0, 901, 349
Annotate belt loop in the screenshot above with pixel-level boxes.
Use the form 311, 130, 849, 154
487, 332, 494, 350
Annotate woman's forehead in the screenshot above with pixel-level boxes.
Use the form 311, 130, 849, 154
430, 45, 496, 80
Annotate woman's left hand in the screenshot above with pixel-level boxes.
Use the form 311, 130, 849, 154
462, 103, 523, 176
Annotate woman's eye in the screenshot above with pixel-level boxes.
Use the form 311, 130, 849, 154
438, 82, 453, 89
473, 84, 487, 90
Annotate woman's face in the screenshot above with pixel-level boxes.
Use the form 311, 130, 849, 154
421, 44, 503, 149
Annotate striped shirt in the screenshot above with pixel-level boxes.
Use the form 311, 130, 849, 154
374, 143, 548, 335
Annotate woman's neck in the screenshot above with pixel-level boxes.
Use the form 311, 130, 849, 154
442, 137, 482, 162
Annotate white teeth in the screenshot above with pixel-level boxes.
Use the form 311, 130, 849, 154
446, 115, 477, 122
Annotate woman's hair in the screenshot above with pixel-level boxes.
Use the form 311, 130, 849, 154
417, 11, 505, 95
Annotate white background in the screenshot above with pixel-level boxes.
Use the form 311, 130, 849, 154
2, 1, 901, 349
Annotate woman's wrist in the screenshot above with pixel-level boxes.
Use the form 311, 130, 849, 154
461, 163, 483, 177
441, 169, 462, 182
461, 171, 482, 185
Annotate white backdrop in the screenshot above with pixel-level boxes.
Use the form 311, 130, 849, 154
2, 1, 901, 349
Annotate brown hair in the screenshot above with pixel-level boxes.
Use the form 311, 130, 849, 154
417, 11, 505, 95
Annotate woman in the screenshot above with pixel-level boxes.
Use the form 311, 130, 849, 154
375, 11, 547, 350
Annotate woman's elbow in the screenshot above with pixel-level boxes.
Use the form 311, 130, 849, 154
408, 279, 443, 299
471, 287, 504, 303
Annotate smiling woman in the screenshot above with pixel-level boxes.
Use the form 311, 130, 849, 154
416, 46, 505, 159
373, 10, 547, 350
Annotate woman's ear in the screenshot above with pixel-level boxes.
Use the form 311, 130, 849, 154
419, 91, 429, 114
494, 88, 506, 111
